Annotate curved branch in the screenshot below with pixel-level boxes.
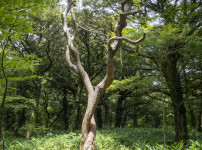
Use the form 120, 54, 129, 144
61, 0, 94, 95
70, 8, 78, 40
96, 2, 145, 94
108, 32, 146, 47
121, 8, 143, 16
65, 46, 79, 74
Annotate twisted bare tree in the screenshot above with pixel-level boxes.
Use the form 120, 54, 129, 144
61, 0, 146, 149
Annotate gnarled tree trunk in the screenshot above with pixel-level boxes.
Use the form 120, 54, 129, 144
61, 0, 146, 149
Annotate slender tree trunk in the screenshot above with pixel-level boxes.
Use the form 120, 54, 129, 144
115, 92, 124, 128
188, 101, 196, 129
0, 42, 8, 140
13, 109, 25, 137
198, 111, 202, 132
104, 104, 109, 126
74, 104, 81, 130
26, 109, 35, 139
183, 67, 196, 129
133, 105, 137, 127
198, 96, 202, 132
122, 113, 127, 128
63, 89, 69, 130
74, 85, 83, 130
115, 90, 130, 128
34, 78, 42, 125
96, 104, 102, 129
44, 106, 50, 128
162, 101, 166, 145
109, 112, 113, 128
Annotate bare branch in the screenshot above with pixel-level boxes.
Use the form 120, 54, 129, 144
95, 1, 145, 94
123, 44, 155, 59
108, 32, 146, 48
65, 46, 79, 74
179, 81, 202, 106
61, 0, 94, 95
121, 8, 143, 16
70, 8, 78, 40
146, 93, 173, 106
63, 0, 73, 17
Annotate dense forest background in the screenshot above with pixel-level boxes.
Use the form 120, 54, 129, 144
0, 0, 201, 149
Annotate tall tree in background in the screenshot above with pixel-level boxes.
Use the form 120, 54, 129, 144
61, 0, 146, 149
137, 0, 201, 142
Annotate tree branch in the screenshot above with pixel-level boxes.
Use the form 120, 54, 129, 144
65, 46, 79, 74
123, 44, 155, 59
108, 32, 146, 48
70, 8, 78, 40
121, 8, 143, 16
95, 0, 145, 93
61, 0, 94, 95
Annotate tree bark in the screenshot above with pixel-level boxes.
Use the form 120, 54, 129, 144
160, 50, 188, 142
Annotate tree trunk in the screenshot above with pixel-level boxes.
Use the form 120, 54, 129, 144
12, 109, 25, 137
34, 78, 42, 125
115, 93, 124, 128
198, 97, 202, 132
162, 101, 166, 145
133, 105, 137, 127
188, 101, 196, 129
0, 42, 8, 140
74, 104, 81, 130
96, 104, 102, 129
183, 67, 196, 130
115, 90, 130, 128
198, 111, 202, 132
80, 91, 103, 150
122, 113, 127, 128
104, 103, 109, 126
173, 104, 187, 142
160, 49, 188, 142
63, 89, 69, 130
74, 85, 83, 130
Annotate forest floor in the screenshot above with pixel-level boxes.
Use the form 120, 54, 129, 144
1, 128, 201, 150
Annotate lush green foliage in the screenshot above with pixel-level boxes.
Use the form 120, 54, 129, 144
1, 128, 201, 150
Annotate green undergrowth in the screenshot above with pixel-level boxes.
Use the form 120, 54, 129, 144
0, 128, 201, 150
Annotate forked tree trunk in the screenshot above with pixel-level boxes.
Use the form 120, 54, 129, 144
61, 1, 146, 149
